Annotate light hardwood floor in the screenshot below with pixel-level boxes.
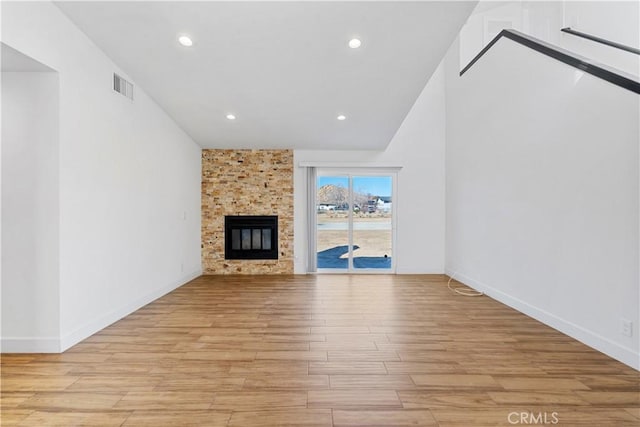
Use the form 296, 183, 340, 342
1, 275, 638, 426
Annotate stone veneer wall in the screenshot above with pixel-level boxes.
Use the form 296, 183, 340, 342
202, 149, 294, 274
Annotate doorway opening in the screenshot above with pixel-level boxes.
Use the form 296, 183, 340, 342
315, 171, 396, 273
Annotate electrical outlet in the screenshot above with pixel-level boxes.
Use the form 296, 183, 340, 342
180, 263, 184, 273
621, 319, 633, 337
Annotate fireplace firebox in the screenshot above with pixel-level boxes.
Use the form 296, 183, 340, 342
225, 216, 278, 260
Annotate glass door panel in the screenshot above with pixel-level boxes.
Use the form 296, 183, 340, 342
316, 176, 350, 269
352, 176, 393, 269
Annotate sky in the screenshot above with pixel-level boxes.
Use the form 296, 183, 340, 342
318, 176, 392, 197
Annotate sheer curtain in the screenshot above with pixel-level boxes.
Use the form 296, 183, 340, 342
306, 167, 317, 272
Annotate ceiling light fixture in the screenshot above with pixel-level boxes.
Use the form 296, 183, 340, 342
348, 38, 362, 49
226, 114, 236, 120
337, 115, 346, 121
178, 35, 193, 47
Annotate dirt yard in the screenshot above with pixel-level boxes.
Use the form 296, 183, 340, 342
317, 213, 392, 258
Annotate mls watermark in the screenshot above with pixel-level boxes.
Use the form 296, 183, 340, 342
507, 411, 559, 425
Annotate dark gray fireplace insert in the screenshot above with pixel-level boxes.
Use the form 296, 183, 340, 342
224, 215, 278, 260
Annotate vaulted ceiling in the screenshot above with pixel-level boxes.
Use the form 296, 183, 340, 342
55, 1, 476, 150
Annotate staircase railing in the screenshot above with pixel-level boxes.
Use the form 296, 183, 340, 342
561, 27, 640, 56
460, 29, 640, 95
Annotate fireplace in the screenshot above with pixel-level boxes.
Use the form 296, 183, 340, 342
225, 216, 278, 260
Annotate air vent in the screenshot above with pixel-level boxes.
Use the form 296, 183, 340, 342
113, 73, 133, 100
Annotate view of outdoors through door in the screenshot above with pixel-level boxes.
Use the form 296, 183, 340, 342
316, 174, 393, 271
316, 176, 349, 270
352, 176, 393, 269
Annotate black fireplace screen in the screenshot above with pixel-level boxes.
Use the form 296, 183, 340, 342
225, 216, 278, 260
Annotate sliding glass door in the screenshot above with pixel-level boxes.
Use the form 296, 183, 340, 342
316, 171, 395, 273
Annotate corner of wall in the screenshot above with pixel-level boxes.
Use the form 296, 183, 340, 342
59, 269, 201, 351
445, 268, 640, 370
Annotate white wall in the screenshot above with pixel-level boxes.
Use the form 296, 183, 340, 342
294, 64, 447, 274
459, 2, 528, 69
445, 32, 639, 369
2, 72, 60, 351
1, 1, 202, 352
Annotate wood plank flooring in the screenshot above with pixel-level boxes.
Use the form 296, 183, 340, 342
1, 274, 638, 426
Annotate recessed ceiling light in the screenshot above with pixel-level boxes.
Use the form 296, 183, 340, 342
348, 38, 362, 49
337, 115, 346, 121
226, 114, 236, 120
178, 35, 193, 47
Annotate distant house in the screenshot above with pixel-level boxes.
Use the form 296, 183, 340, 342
365, 197, 392, 213
375, 196, 392, 213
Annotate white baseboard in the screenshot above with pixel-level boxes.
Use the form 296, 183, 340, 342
1, 270, 201, 354
1, 337, 60, 353
396, 267, 445, 274
59, 269, 202, 351
445, 269, 639, 370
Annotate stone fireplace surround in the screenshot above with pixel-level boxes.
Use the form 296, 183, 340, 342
201, 149, 294, 274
